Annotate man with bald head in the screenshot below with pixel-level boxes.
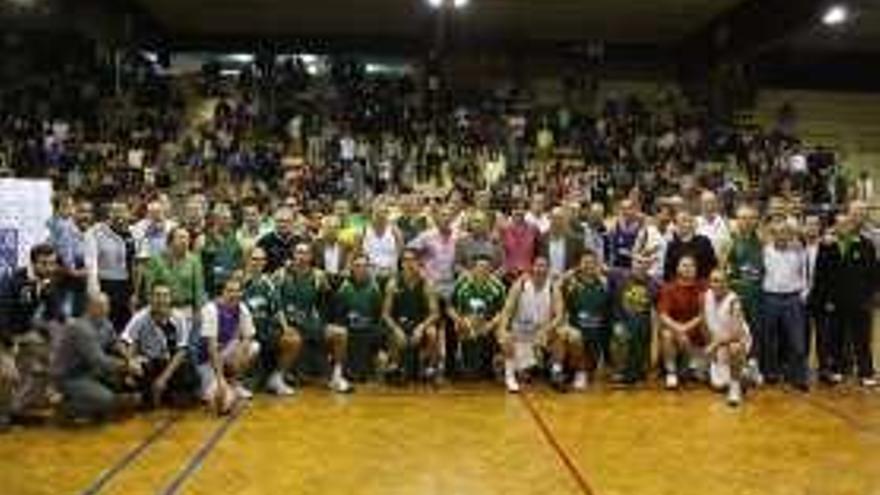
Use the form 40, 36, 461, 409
53, 293, 142, 421
257, 207, 307, 274
696, 191, 731, 260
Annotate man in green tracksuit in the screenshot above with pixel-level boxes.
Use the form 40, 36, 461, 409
274, 243, 351, 393
448, 255, 507, 380
202, 204, 243, 297
726, 205, 764, 378
243, 247, 300, 395
331, 255, 384, 381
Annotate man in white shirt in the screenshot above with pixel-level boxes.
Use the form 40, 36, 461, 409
696, 191, 731, 261
761, 221, 809, 391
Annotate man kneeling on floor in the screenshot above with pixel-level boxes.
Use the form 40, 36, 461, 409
703, 270, 752, 407
52, 293, 142, 422
121, 283, 199, 408
197, 277, 259, 414
498, 256, 564, 393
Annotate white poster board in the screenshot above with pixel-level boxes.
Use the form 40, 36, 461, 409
0, 179, 53, 275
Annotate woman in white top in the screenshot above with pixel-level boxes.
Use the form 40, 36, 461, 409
704, 269, 752, 407
362, 205, 402, 280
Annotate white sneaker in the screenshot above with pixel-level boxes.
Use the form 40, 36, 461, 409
860, 377, 878, 388
267, 372, 295, 396
830, 373, 845, 384
572, 371, 588, 392
505, 374, 521, 394
727, 381, 743, 407
665, 373, 679, 390
234, 383, 254, 400
329, 376, 353, 394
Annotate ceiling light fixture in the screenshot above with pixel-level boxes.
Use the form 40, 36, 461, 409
822, 4, 849, 26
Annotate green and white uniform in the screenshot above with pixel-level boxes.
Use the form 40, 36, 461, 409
564, 275, 612, 364
275, 269, 328, 342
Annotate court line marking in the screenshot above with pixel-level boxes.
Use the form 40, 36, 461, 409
78, 414, 180, 495
158, 403, 248, 495
519, 392, 597, 495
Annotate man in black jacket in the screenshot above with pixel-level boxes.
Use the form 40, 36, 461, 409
812, 213, 878, 387
663, 212, 717, 281
0, 244, 65, 428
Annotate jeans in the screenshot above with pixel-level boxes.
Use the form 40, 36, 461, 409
760, 293, 808, 386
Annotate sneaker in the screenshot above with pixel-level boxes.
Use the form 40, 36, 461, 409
266, 372, 295, 396
423, 366, 439, 384
234, 383, 254, 400
860, 377, 878, 388
550, 369, 567, 392
505, 374, 521, 394
572, 371, 588, 392
329, 376, 353, 394
830, 373, 845, 384
665, 373, 679, 390
727, 381, 743, 407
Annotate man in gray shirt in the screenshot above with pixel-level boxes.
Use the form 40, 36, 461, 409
52, 293, 141, 421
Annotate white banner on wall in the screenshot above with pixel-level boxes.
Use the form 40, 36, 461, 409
0, 179, 53, 275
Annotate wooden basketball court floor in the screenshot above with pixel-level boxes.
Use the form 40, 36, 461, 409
2, 380, 878, 495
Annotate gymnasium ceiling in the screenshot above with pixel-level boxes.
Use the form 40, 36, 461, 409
133, 0, 744, 45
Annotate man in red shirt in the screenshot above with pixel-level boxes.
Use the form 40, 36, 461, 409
658, 255, 707, 389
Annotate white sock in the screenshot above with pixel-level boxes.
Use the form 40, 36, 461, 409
551, 362, 563, 374
504, 359, 515, 379
332, 363, 343, 381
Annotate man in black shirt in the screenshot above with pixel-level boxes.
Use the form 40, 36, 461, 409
256, 207, 307, 274
663, 212, 717, 281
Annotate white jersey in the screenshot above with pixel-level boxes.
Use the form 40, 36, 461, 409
704, 290, 749, 339
363, 225, 399, 275
511, 278, 553, 338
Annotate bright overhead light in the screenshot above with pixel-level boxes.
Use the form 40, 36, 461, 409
822, 4, 849, 26
225, 53, 254, 64
427, 0, 468, 9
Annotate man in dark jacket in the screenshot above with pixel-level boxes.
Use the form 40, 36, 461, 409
663, 212, 717, 281
0, 244, 65, 427
539, 207, 585, 278
812, 213, 878, 387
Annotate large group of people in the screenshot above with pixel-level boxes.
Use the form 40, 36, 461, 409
0, 60, 878, 430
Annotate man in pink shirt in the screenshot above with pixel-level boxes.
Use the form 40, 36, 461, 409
408, 206, 459, 301
500, 201, 539, 283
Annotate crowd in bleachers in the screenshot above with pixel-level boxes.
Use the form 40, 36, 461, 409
0, 58, 878, 428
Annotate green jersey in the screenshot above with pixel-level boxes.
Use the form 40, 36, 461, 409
243, 274, 278, 338
144, 253, 205, 308
727, 232, 764, 298
451, 274, 506, 320
332, 278, 383, 332
564, 275, 610, 330
202, 232, 243, 297
275, 269, 327, 326
390, 275, 431, 330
